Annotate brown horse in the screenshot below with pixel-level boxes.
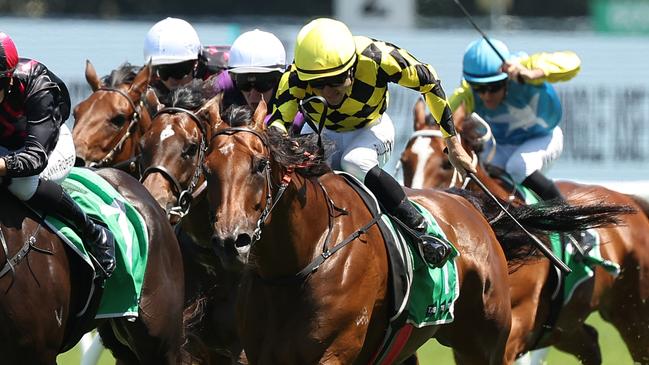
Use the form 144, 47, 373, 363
196, 100, 616, 364
0, 168, 185, 364
72, 61, 156, 176
400, 114, 649, 364
139, 83, 244, 364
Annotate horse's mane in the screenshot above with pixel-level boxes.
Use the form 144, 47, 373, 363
162, 80, 206, 110
102, 62, 140, 87
223, 105, 254, 128
266, 127, 333, 177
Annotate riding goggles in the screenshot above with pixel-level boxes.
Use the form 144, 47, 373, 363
469, 80, 507, 94
233, 72, 281, 93
155, 60, 196, 81
307, 68, 353, 89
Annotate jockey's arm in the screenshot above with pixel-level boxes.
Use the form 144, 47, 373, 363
504, 51, 581, 85
268, 67, 301, 134
0, 90, 59, 177
376, 40, 476, 175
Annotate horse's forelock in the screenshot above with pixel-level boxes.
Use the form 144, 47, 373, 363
102, 62, 140, 87
166, 80, 206, 110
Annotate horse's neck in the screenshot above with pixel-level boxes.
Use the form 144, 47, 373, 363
254, 174, 331, 279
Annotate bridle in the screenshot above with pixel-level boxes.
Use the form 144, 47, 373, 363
90, 87, 144, 170
209, 127, 291, 245
140, 107, 208, 219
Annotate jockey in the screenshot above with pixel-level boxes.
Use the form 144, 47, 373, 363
0, 33, 115, 279
195, 45, 230, 80
449, 38, 581, 204
144, 17, 202, 99
268, 18, 476, 268
211, 29, 286, 113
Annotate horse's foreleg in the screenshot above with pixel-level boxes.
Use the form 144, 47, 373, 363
553, 323, 602, 365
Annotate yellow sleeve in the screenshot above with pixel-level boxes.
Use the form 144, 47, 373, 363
448, 80, 475, 113
374, 39, 455, 137
516, 51, 581, 85
267, 65, 304, 131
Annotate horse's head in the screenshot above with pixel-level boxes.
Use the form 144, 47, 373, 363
203, 101, 272, 269
139, 81, 222, 224
72, 60, 155, 170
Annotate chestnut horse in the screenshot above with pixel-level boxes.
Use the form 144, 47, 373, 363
139, 83, 244, 364
73, 61, 156, 176
400, 115, 649, 364
0, 168, 185, 364
201, 100, 629, 364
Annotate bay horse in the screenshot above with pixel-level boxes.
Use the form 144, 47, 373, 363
72, 60, 156, 176
139, 82, 244, 364
202, 101, 627, 364
400, 113, 649, 364
0, 168, 185, 364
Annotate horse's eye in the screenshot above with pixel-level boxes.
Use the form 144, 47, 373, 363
110, 114, 127, 128
441, 159, 453, 170
182, 143, 198, 159
255, 159, 268, 174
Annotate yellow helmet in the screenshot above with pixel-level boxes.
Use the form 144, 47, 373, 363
294, 18, 357, 82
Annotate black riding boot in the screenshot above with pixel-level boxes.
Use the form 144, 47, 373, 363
364, 166, 451, 268
522, 170, 593, 254
27, 179, 116, 279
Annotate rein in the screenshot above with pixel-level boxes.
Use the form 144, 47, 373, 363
140, 106, 208, 219
90, 87, 144, 169
0, 219, 52, 292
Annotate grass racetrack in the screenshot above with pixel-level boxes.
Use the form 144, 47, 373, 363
57, 313, 631, 364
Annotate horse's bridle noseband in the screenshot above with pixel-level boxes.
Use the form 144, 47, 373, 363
140, 107, 208, 219
90, 87, 143, 169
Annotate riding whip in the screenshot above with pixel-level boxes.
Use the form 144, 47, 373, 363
452, 0, 507, 63
467, 172, 572, 274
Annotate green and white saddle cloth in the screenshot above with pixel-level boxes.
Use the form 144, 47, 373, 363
43, 167, 148, 318
519, 184, 620, 303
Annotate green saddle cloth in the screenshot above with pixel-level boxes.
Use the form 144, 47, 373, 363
44, 167, 148, 318
383, 201, 460, 327
519, 185, 620, 304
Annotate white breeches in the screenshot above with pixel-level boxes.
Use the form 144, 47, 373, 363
302, 113, 395, 182
0, 124, 76, 200
485, 126, 563, 183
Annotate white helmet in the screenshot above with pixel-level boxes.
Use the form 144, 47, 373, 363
228, 29, 286, 74
143, 17, 201, 66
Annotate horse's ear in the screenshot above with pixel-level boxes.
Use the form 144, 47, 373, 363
198, 93, 224, 138
413, 98, 427, 131
128, 63, 152, 99
85, 60, 102, 92
252, 99, 267, 131
145, 87, 163, 114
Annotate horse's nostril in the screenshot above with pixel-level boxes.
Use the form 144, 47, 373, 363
235, 234, 252, 248
74, 157, 86, 167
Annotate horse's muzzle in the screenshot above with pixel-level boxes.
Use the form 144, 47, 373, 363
211, 233, 252, 269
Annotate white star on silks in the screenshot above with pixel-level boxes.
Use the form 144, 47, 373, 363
489, 93, 550, 137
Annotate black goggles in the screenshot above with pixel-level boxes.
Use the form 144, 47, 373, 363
155, 61, 195, 81
470, 80, 507, 94
233, 72, 280, 93
308, 68, 353, 89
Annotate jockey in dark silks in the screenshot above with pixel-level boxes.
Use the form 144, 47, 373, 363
0, 32, 115, 279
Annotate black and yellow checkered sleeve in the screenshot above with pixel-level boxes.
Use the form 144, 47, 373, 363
374, 40, 456, 137
268, 65, 307, 133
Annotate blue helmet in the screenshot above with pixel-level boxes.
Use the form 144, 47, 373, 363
462, 38, 510, 84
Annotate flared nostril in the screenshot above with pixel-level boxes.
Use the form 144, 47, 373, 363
74, 156, 86, 167
235, 234, 252, 248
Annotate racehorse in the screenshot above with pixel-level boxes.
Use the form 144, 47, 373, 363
0, 168, 185, 364
72, 61, 156, 176
400, 115, 649, 364
139, 83, 244, 364
202, 100, 628, 364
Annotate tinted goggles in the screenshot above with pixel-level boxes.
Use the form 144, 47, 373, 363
308, 69, 353, 89
156, 61, 195, 81
470, 81, 507, 94
233, 72, 280, 93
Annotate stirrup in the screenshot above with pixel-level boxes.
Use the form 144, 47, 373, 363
417, 234, 452, 269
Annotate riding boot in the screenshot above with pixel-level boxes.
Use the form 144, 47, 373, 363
364, 166, 451, 268
27, 179, 116, 279
522, 170, 591, 255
